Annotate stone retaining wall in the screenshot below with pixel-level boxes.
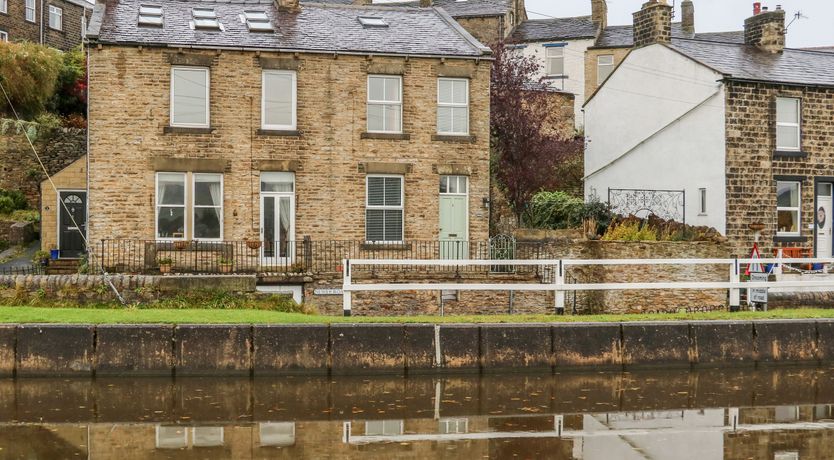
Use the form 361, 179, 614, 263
0, 320, 828, 376
0, 221, 35, 245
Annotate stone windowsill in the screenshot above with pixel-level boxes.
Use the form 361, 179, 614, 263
543, 75, 568, 80
257, 129, 302, 137
361, 132, 411, 141
432, 134, 476, 143
773, 150, 808, 159
163, 126, 215, 135
773, 235, 808, 243
360, 242, 413, 251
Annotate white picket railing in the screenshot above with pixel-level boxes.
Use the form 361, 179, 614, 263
340, 257, 834, 316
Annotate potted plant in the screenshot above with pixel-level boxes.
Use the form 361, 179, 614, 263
32, 250, 50, 267
218, 256, 234, 274
245, 230, 262, 250
49, 245, 60, 260
157, 257, 173, 274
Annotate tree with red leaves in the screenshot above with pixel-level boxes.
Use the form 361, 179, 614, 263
490, 42, 584, 225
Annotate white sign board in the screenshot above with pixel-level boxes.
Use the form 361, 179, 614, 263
749, 273, 768, 304
314, 288, 343, 296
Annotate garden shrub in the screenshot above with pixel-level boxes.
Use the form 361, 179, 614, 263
0, 197, 14, 215
602, 220, 657, 241
0, 42, 63, 119
524, 191, 585, 229
0, 189, 28, 215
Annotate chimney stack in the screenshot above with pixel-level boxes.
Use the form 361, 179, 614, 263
753, 2, 761, 15
276, 0, 300, 12
591, 0, 607, 30
632, 0, 673, 47
681, 0, 694, 36
744, 4, 785, 53
419, 0, 432, 7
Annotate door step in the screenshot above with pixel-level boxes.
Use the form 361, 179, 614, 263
46, 259, 80, 275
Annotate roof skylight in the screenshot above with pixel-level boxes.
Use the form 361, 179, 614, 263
138, 4, 163, 27
192, 8, 220, 29
242, 10, 273, 32
358, 16, 388, 28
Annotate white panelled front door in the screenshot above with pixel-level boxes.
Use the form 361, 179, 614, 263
439, 175, 468, 259
816, 183, 833, 258
260, 172, 295, 265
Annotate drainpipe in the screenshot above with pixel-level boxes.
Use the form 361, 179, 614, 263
39, 0, 44, 44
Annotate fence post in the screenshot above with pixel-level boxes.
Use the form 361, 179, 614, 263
729, 258, 740, 312
555, 260, 565, 315
303, 236, 312, 271
342, 259, 352, 317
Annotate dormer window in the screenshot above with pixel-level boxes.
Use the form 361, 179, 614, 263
138, 4, 163, 27
243, 11, 273, 32
192, 8, 220, 29
358, 17, 388, 28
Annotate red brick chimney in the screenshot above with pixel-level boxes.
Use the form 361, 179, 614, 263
744, 4, 785, 53
632, 0, 673, 47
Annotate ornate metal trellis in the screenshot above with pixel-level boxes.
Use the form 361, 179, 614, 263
488, 234, 516, 273
607, 188, 686, 223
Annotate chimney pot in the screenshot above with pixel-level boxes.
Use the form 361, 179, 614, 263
632, 0, 673, 47
744, 8, 785, 53
276, 0, 300, 11
419, 0, 432, 6
753, 2, 761, 15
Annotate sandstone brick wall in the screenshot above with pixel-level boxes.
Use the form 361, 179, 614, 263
40, 155, 86, 251
584, 47, 630, 104
455, 16, 505, 45
87, 47, 491, 247
0, 123, 87, 207
0, 0, 91, 51
724, 81, 834, 257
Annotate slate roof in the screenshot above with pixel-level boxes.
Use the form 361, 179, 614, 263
670, 38, 834, 88
310, 0, 514, 18
594, 23, 744, 48
507, 16, 598, 43
87, 0, 491, 58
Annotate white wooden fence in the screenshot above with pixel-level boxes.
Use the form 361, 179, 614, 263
340, 257, 834, 316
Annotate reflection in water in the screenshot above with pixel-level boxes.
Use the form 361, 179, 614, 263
2, 366, 834, 459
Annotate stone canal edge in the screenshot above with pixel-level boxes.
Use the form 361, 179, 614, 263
0, 320, 833, 376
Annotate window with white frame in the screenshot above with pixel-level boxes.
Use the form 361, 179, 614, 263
437, 78, 469, 135
545, 45, 564, 76
192, 427, 224, 447
171, 67, 210, 127
155, 426, 187, 449
776, 181, 800, 236
0, 0, 7, 14
366, 175, 403, 242
438, 418, 468, 434
698, 188, 707, 215
0, 31, 7, 42
259, 422, 295, 447
597, 54, 614, 85
262, 70, 296, 130
25, 0, 35, 22
193, 173, 223, 240
367, 75, 402, 133
365, 420, 404, 436
156, 173, 187, 240
48, 5, 62, 30
776, 97, 801, 151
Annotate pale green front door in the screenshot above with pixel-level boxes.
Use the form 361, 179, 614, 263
439, 176, 468, 259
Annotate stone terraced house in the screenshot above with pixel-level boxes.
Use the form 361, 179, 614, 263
0, 0, 92, 50
80, 0, 494, 301
584, 1, 834, 258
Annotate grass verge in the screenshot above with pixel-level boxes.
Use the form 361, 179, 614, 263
0, 306, 831, 324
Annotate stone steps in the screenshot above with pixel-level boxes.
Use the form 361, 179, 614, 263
46, 259, 80, 275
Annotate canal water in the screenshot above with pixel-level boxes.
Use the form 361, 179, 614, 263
2, 366, 834, 459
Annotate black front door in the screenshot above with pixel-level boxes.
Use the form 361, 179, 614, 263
59, 191, 86, 258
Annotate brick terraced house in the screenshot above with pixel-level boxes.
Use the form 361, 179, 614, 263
82, 0, 494, 307
0, 0, 92, 50
584, 1, 834, 258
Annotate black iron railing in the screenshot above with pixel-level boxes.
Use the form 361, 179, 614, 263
0, 264, 44, 276
93, 239, 549, 276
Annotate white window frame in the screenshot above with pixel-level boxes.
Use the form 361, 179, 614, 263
192, 427, 224, 447
439, 175, 468, 196
155, 426, 188, 449
437, 78, 469, 136
155, 172, 187, 241
170, 66, 210, 128
192, 173, 224, 242
0, 0, 7, 15
597, 54, 614, 85
365, 174, 404, 243
48, 5, 62, 31
545, 45, 565, 77
261, 70, 297, 131
367, 75, 403, 134
25, 0, 35, 22
698, 188, 707, 215
0, 31, 7, 42
776, 181, 801, 237
365, 420, 404, 436
776, 97, 801, 151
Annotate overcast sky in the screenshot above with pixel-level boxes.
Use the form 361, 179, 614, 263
524, 0, 833, 48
